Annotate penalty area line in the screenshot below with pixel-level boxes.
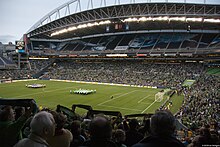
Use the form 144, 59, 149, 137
97, 90, 139, 106
98, 104, 142, 112
138, 95, 151, 103
141, 101, 156, 114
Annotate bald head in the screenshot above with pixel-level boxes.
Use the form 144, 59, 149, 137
90, 116, 112, 139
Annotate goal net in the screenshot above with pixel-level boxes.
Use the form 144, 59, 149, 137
155, 92, 164, 102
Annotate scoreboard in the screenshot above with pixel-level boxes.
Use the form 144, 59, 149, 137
15, 41, 25, 53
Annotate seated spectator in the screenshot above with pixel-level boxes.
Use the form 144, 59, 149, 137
83, 115, 117, 147
132, 110, 184, 147
0, 102, 34, 147
47, 111, 73, 147
124, 119, 144, 146
14, 111, 55, 147
70, 120, 86, 147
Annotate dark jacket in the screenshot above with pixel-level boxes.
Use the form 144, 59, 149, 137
0, 115, 28, 147
132, 135, 185, 147
81, 138, 117, 147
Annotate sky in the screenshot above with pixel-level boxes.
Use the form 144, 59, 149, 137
0, 0, 219, 44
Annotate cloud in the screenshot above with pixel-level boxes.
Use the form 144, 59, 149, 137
0, 35, 18, 44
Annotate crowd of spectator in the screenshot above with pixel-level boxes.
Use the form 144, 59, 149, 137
0, 59, 53, 80
42, 60, 203, 88
0, 101, 180, 147
0, 102, 219, 147
177, 74, 220, 130
0, 60, 219, 146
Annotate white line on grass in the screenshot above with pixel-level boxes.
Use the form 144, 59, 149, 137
112, 93, 123, 96
97, 90, 139, 106
138, 95, 151, 103
141, 100, 156, 114
98, 104, 142, 112
139, 102, 152, 105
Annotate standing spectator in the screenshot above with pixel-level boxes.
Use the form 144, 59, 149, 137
0, 102, 34, 147
14, 111, 55, 147
47, 111, 73, 147
132, 110, 184, 147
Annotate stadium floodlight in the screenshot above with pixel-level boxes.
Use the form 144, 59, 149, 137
204, 18, 220, 23
67, 26, 77, 31
152, 16, 169, 21
87, 23, 96, 27
139, 17, 148, 21
60, 29, 68, 33
77, 24, 87, 29
50, 15, 219, 37
186, 17, 203, 22
51, 20, 112, 36
99, 20, 111, 24
169, 17, 186, 21
94, 22, 99, 25
123, 17, 138, 22
51, 32, 58, 36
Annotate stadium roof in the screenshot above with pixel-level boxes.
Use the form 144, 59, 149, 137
27, 0, 220, 39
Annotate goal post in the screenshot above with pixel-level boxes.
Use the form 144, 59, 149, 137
155, 92, 164, 102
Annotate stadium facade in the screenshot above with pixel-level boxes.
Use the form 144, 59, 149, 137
21, 0, 220, 62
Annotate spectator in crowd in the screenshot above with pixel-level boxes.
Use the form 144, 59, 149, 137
124, 119, 144, 146
113, 129, 127, 147
47, 111, 73, 147
14, 106, 25, 121
70, 120, 86, 147
132, 110, 184, 147
0, 101, 34, 147
14, 111, 55, 147
138, 118, 151, 137
83, 115, 117, 147
188, 127, 218, 146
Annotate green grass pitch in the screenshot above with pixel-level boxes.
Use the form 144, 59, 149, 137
0, 80, 183, 115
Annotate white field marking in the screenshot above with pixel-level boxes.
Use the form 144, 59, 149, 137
138, 95, 151, 103
13, 85, 89, 98
139, 102, 152, 105
97, 90, 140, 106
98, 104, 142, 112
141, 101, 156, 114
112, 93, 123, 96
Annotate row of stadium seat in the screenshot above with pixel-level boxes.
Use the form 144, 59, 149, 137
54, 33, 220, 52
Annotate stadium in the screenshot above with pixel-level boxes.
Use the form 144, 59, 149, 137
0, 0, 220, 146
